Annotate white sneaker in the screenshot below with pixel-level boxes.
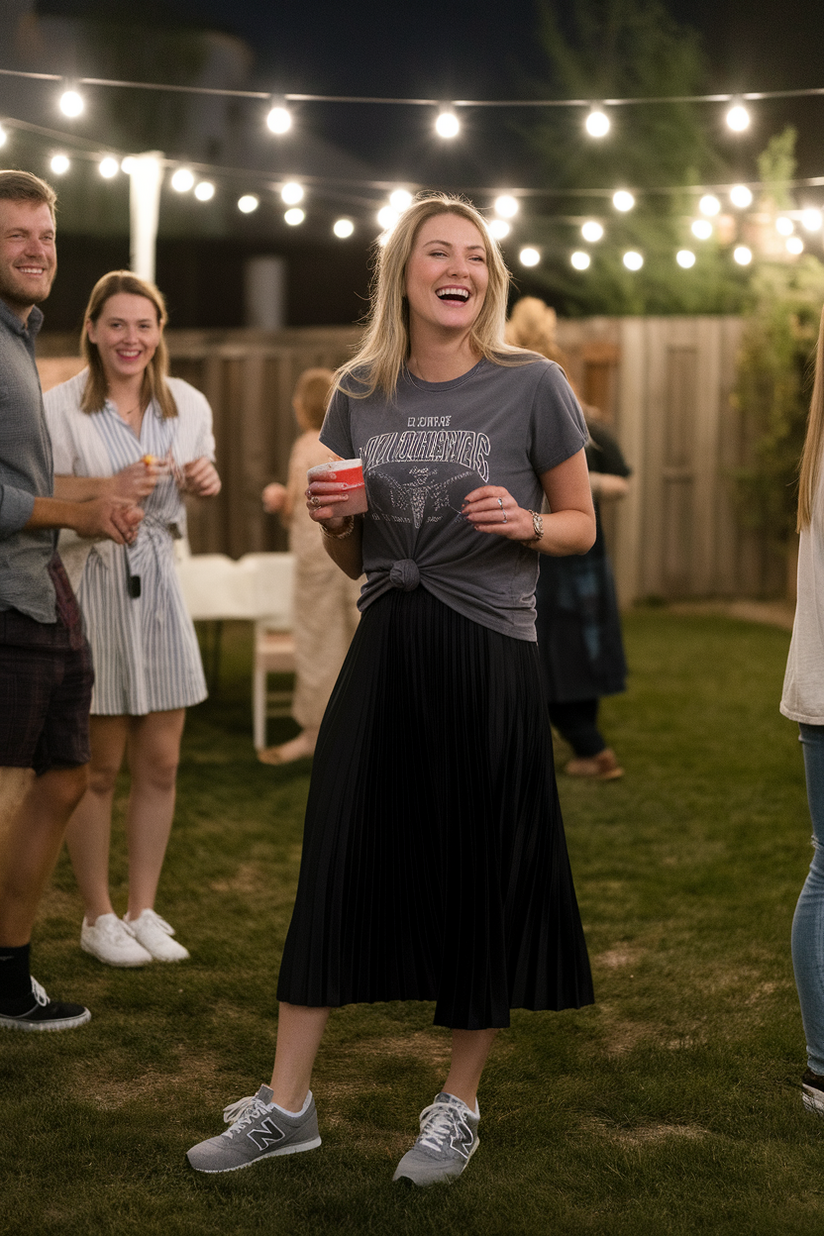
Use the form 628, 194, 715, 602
81, 913, 153, 967
123, 909, 190, 962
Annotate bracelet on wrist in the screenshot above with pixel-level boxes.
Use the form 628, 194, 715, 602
320, 515, 356, 540
521, 510, 544, 546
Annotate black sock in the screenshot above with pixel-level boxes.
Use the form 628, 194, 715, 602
0, 943, 32, 1004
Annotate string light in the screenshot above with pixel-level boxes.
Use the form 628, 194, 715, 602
585, 108, 610, 138
0, 125, 6, 148
676, 250, 696, 268
50, 154, 70, 175
729, 184, 753, 209
787, 236, 804, 255
237, 194, 259, 213
699, 194, 721, 216
58, 88, 84, 118
519, 247, 540, 267
389, 188, 413, 211
194, 180, 215, 201
733, 245, 753, 265
171, 168, 194, 192
691, 219, 713, 240
726, 103, 750, 132
488, 219, 510, 240
581, 220, 604, 242
284, 207, 305, 226
98, 156, 118, 179
612, 190, 634, 212
333, 218, 354, 238
281, 181, 304, 205
776, 216, 794, 235
121, 156, 135, 174
493, 194, 519, 218
266, 104, 292, 135
571, 251, 591, 270
802, 208, 823, 232
376, 205, 399, 231
435, 108, 460, 139
623, 251, 643, 270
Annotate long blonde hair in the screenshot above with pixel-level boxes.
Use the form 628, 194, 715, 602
336, 193, 520, 400
798, 306, 824, 530
80, 271, 177, 419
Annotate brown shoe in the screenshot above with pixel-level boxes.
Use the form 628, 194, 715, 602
565, 748, 624, 781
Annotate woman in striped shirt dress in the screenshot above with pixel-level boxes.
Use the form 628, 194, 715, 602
44, 271, 220, 967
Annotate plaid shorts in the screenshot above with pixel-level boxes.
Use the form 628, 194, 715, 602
0, 556, 93, 775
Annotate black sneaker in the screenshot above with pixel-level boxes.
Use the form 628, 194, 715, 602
0, 977, 91, 1032
802, 1068, 824, 1116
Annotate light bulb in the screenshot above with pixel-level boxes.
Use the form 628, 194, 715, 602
787, 236, 804, 255
435, 110, 460, 139
121, 157, 136, 175
585, 108, 610, 138
581, 220, 604, 243
284, 207, 305, 226
99, 156, 118, 179
729, 184, 753, 209
377, 205, 399, 231
0, 125, 7, 148
676, 250, 696, 268
733, 245, 753, 266
699, 194, 721, 216
194, 181, 215, 201
333, 218, 354, 238
691, 219, 713, 240
519, 247, 540, 267
571, 251, 591, 270
488, 219, 510, 240
171, 168, 194, 192
623, 251, 643, 271
494, 194, 518, 219
726, 104, 750, 132
238, 194, 259, 213
59, 89, 84, 118
281, 182, 304, 205
776, 216, 794, 236
802, 209, 823, 232
613, 190, 634, 213
50, 154, 70, 175
267, 106, 292, 135
389, 189, 413, 211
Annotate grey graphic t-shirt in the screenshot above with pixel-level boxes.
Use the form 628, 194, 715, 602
320, 356, 587, 641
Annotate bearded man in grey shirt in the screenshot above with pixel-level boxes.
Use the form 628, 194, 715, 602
0, 171, 143, 1031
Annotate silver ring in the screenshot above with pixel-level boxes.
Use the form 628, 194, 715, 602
502, 512, 507, 524
496, 497, 503, 508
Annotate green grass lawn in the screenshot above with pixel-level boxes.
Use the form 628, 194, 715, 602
3, 611, 822, 1235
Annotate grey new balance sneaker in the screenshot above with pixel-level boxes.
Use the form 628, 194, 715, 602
393, 1092, 480, 1186
186, 1085, 321, 1173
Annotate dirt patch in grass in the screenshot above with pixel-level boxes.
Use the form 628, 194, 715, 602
209, 861, 267, 894
595, 945, 644, 970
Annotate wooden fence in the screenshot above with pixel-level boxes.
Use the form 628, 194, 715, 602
37, 317, 786, 601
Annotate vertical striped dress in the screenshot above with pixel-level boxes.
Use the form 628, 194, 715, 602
44, 372, 214, 716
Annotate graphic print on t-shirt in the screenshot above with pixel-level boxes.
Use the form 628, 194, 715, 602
360, 426, 490, 530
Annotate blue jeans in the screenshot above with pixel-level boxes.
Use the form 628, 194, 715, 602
791, 723, 824, 1073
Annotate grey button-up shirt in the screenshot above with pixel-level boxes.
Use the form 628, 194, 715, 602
0, 297, 58, 623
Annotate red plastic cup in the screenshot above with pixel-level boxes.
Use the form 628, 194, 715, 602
307, 457, 368, 514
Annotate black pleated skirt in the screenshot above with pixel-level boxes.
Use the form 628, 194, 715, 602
276, 587, 594, 1029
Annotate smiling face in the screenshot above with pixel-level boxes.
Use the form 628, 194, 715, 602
86, 292, 163, 386
404, 212, 489, 344
0, 199, 57, 320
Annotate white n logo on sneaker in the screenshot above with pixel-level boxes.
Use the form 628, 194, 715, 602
451, 1116, 475, 1159
247, 1117, 286, 1150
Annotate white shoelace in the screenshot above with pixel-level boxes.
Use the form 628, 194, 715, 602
132, 910, 175, 936
223, 1095, 266, 1127
418, 1103, 463, 1152
31, 978, 48, 1008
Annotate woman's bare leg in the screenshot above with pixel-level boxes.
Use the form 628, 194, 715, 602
442, 1028, 499, 1110
64, 716, 129, 922
269, 1002, 330, 1110
124, 709, 186, 918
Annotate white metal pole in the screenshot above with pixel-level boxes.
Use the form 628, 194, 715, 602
129, 152, 163, 283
